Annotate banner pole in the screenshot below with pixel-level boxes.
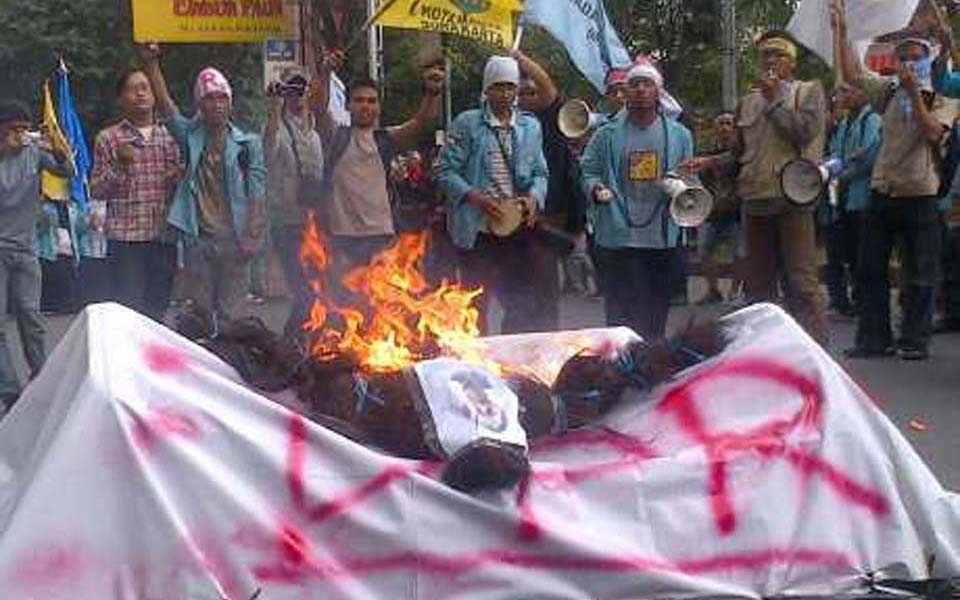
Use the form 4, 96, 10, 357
834, 0, 846, 85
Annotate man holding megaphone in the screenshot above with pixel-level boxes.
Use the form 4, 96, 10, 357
683, 31, 828, 344
580, 60, 694, 340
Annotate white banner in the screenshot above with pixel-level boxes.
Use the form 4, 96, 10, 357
788, 0, 921, 66
0, 303, 958, 599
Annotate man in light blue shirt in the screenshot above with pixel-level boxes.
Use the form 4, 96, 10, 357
825, 80, 882, 316
439, 56, 549, 334
580, 62, 694, 339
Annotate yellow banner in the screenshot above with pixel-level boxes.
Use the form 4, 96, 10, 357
375, 0, 521, 48
41, 81, 70, 202
132, 0, 292, 43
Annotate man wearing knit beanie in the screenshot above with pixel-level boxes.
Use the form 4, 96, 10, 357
439, 55, 549, 334
140, 43, 266, 322
0, 98, 73, 411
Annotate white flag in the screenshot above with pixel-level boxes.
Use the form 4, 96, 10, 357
787, 0, 922, 66
523, 0, 632, 93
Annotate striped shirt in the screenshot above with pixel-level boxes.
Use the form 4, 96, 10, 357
487, 126, 514, 200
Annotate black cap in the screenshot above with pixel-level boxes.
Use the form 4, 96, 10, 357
0, 100, 31, 126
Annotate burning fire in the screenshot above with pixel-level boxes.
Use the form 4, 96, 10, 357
299, 213, 489, 374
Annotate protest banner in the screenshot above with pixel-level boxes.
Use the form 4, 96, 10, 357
374, 0, 522, 49
132, 0, 293, 43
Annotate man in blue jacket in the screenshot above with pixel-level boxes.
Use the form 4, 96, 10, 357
825, 80, 882, 316
439, 56, 549, 334
579, 61, 694, 340
142, 44, 266, 321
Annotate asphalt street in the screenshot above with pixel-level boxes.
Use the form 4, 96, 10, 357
10, 280, 960, 492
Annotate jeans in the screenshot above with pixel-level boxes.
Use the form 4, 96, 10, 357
182, 235, 251, 321
824, 209, 863, 311
856, 194, 940, 351
0, 250, 47, 408
941, 221, 960, 323
743, 207, 827, 343
107, 240, 176, 321
594, 246, 677, 340
457, 232, 546, 335
273, 224, 314, 339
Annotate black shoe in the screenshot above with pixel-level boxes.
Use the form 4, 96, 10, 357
897, 346, 929, 361
934, 319, 960, 334
843, 345, 895, 359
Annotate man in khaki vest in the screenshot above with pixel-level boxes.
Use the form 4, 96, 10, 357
685, 32, 827, 343
835, 8, 949, 361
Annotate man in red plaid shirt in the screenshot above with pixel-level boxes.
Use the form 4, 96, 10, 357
91, 68, 182, 321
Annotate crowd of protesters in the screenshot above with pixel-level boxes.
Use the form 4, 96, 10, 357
4, 11, 960, 409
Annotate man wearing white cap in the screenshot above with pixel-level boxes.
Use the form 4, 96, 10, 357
439, 55, 549, 334
835, 11, 950, 361
579, 60, 694, 340
141, 44, 266, 322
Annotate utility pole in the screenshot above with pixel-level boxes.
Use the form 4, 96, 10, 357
720, 0, 738, 111
367, 0, 384, 82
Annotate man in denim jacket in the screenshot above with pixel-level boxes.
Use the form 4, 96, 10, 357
141, 44, 266, 321
580, 62, 694, 340
439, 56, 549, 334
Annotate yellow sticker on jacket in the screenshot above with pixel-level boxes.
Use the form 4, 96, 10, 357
629, 150, 659, 181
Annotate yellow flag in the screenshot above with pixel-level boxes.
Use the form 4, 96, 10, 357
374, 0, 522, 48
41, 80, 70, 202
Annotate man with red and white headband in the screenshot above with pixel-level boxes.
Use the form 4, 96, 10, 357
141, 44, 267, 322
580, 60, 694, 340
684, 32, 827, 344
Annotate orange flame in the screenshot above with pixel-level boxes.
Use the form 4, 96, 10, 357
299, 212, 489, 374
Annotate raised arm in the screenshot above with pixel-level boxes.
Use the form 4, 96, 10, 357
833, 4, 865, 84
139, 43, 178, 119
389, 65, 445, 151
512, 49, 558, 110
306, 49, 344, 142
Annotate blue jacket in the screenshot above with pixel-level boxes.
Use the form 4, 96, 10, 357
935, 63, 960, 97
579, 112, 694, 249
164, 112, 266, 242
829, 104, 882, 212
439, 105, 549, 250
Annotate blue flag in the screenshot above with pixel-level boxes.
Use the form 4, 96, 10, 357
55, 59, 92, 214
523, 0, 631, 93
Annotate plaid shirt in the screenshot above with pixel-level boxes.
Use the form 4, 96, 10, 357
90, 120, 182, 242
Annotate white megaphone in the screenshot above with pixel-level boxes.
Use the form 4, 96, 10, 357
558, 99, 607, 139
780, 157, 845, 206
663, 173, 714, 228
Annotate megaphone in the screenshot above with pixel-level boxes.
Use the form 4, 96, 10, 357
558, 99, 607, 139
780, 157, 845, 206
663, 173, 714, 228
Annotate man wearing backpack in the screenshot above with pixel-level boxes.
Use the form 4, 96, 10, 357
310, 51, 445, 300
264, 67, 324, 339
835, 10, 950, 360
141, 43, 267, 321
